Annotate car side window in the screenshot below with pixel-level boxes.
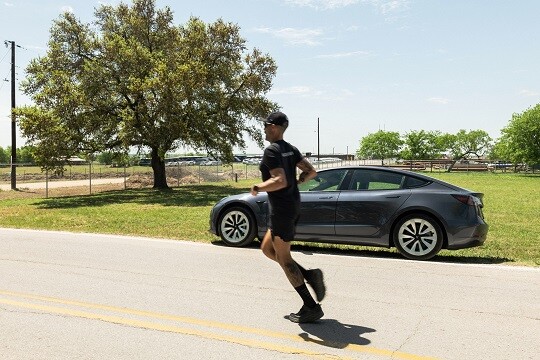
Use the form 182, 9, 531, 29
403, 176, 430, 188
299, 169, 348, 191
348, 169, 404, 190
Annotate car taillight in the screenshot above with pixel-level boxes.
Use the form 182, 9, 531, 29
452, 194, 475, 205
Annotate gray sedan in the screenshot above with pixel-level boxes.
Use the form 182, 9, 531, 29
209, 166, 488, 260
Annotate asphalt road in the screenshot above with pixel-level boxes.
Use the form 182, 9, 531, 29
1, 228, 538, 360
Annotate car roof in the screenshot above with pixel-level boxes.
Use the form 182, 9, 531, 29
316, 166, 466, 191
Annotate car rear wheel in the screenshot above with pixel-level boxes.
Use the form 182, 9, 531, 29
219, 207, 256, 247
393, 214, 443, 260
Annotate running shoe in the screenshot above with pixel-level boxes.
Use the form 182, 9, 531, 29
288, 304, 324, 323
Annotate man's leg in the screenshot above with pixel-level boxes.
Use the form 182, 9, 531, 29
271, 235, 304, 287
261, 230, 313, 274
262, 229, 326, 303
272, 234, 321, 320
272, 234, 323, 323
262, 226, 323, 322
260, 229, 276, 261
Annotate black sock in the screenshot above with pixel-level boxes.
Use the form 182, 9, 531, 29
294, 283, 317, 308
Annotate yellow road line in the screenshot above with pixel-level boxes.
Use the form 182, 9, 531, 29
0, 289, 437, 360
0, 298, 340, 360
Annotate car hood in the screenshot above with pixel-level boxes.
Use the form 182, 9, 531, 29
215, 192, 267, 205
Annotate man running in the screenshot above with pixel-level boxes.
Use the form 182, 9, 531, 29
251, 111, 326, 323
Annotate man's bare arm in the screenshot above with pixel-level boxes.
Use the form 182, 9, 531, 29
251, 168, 287, 195
296, 158, 317, 184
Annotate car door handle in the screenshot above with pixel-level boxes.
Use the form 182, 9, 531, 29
385, 195, 401, 198
318, 196, 334, 199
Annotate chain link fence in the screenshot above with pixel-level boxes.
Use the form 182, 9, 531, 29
0, 158, 535, 197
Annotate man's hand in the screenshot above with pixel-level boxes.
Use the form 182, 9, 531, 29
250, 185, 259, 196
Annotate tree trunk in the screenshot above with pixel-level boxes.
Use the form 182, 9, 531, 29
150, 148, 169, 189
446, 160, 457, 172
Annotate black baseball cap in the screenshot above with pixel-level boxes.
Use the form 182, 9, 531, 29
263, 111, 289, 129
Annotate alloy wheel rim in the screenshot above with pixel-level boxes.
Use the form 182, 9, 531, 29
398, 218, 437, 256
221, 211, 249, 244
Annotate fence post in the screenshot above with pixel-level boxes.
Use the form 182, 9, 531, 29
89, 162, 92, 195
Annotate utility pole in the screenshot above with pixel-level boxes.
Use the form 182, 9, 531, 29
317, 117, 320, 161
6, 40, 17, 190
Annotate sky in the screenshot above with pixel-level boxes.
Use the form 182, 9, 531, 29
1, 0, 539, 156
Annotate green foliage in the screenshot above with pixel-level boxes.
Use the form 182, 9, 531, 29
357, 130, 402, 164
0, 146, 35, 164
17, 146, 36, 164
441, 129, 492, 172
400, 130, 445, 160
0, 147, 9, 164
358, 129, 492, 168
15, 0, 277, 188
446, 129, 492, 160
96, 151, 131, 166
495, 104, 540, 166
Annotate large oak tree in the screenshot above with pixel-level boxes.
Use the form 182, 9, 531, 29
16, 0, 277, 188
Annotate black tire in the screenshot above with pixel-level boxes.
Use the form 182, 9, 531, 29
393, 214, 443, 260
218, 206, 257, 247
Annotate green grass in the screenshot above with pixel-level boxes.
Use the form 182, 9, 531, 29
0, 183, 243, 242
0, 173, 538, 266
422, 172, 540, 266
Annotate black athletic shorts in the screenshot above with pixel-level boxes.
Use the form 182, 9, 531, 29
269, 213, 299, 242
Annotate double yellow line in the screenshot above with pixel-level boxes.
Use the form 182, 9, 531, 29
0, 289, 436, 360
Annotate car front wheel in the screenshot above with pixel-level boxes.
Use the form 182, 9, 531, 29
393, 214, 443, 260
218, 207, 256, 247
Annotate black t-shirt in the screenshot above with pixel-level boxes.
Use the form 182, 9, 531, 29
260, 140, 303, 213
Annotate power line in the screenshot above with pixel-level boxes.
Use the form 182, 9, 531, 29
0, 46, 11, 92
0, 48, 10, 64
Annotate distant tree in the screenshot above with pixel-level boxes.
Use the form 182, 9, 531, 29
400, 130, 444, 160
15, 0, 277, 188
357, 130, 403, 165
495, 104, 540, 166
17, 146, 36, 164
0, 147, 8, 164
445, 130, 492, 172
96, 152, 115, 165
102, 151, 131, 167
489, 138, 510, 161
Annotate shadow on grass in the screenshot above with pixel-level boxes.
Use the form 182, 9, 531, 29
211, 240, 513, 265
34, 185, 248, 209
